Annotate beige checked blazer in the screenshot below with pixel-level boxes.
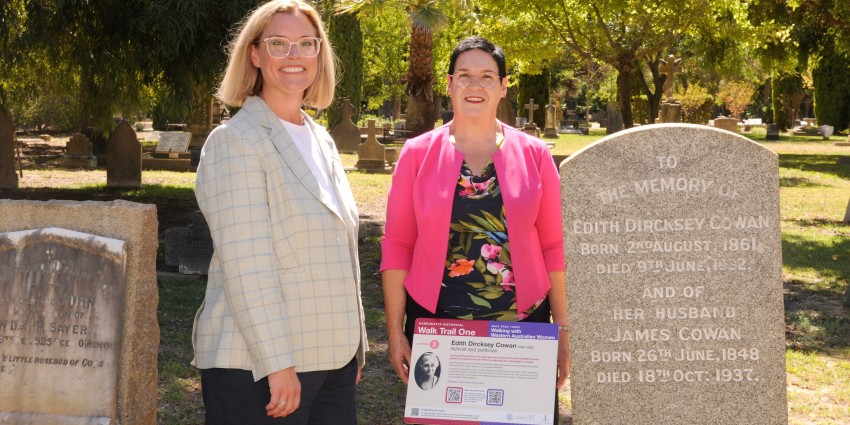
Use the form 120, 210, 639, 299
192, 96, 367, 380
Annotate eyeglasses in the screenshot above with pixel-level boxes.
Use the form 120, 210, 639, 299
257, 37, 322, 58
450, 72, 502, 89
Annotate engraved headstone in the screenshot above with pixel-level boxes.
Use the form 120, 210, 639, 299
0, 199, 158, 425
330, 99, 361, 153
0, 109, 18, 189
62, 133, 97, 168
143, 131, 192, 172
0, 228, 126, 422
522, 99, 541, 138
355, 120, 387, 173
543, 103, 559, 139
561, 124, 787, 425
106, 122, 142, 188
186, 95, 214, 149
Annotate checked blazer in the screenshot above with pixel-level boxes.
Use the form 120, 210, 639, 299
192, 96, 367, 381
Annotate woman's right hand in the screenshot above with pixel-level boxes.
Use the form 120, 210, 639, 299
388, 331, 412, 383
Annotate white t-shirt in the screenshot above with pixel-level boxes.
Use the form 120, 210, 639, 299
280, 118, 342, 217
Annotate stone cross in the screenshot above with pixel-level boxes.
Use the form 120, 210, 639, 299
355, 120, 387, 172
524, 99, 539, 123
660, 54, 683, 101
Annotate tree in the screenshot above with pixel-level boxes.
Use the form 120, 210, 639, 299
339, 0, 475, 137
479, 0, 750, 128
717, 80, 757, 119
324, 3, 364, 128
812, 43, 850, 131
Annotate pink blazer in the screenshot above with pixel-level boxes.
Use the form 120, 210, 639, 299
381, 123, 565, 314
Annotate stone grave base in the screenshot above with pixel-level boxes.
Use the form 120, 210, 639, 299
558, 127, 587, 135
142, 157, 191, 172
355, 159, 390, 174
543, 129, 559, 139
61, 155, 97, 168
833, 141, 850, 147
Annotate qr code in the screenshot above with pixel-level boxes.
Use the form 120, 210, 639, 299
445, 387, 463, 403
410, 408, 419, 416
486, 389, 504, 406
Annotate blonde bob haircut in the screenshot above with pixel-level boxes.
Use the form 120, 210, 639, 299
216, 0, 335, 109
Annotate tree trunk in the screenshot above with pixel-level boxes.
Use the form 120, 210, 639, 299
616, 63, 634, 128
636, 55, 664, 123
404, 23, 435, 137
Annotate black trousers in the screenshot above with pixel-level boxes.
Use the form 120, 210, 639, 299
201, 358, 358, 425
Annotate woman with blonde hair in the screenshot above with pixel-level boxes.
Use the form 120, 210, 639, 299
192, 1, 367, 423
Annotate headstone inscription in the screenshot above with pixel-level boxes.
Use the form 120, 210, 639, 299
355, 120, 387, 173
330, 99, 361, 153
0, 228, 126, 423
0, 108, 18, 189
0, 200, 158, 425
560, 124, 787, 425
142, 131, 192, 172
106, 122, 142, 188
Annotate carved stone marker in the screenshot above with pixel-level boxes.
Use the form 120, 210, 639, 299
331, 99, 361, 153
143, 131, 192, 172
606, 103, 624, 134
0, 200, 158, 425
714, 115, 739, 133
0, 108, 18, 189
543, 103, 559, 139
522, 99, 541, 138
355, 120, 387, 172
107, 122, 142, 188
561, 124, 786, 425
496, 98, 515, 127
62, 133, 97, 168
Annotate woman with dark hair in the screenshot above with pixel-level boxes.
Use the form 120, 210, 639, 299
381, 36, 569, 392
414, 352, 441, 390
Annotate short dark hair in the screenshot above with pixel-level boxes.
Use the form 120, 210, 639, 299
448, 36, 507, 78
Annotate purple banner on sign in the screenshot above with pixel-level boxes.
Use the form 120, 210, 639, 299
487, 321, 558, 340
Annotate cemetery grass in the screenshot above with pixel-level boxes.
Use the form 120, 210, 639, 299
7, 135, 850, 424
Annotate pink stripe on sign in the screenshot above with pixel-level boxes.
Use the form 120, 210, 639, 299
413, 318, 491, 337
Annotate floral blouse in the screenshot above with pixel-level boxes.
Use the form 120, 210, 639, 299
437, 158, 543, 321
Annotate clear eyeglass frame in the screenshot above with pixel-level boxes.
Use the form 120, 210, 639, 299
258, 36, 322, 58
450, 72, 502, 89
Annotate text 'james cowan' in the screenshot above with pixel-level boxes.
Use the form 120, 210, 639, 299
571, 215, 770, 235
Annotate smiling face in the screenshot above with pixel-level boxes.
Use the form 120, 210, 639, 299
250, 11, 319, 104
447, 49, 508, 121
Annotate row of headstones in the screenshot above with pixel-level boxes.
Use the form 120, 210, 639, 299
0, 108, 198, 189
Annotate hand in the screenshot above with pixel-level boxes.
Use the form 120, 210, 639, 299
265, 367, 301, 418
356, 365, 363, 385
388, 331, 411, 384
556, 333, 570, 389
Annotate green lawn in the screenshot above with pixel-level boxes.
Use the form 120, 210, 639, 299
116, 128, 850, 424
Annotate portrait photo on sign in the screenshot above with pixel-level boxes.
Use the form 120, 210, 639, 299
414, 352, 441, 390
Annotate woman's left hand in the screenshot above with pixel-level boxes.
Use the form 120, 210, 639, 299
356, 365, 363, 385
556, 333, 570, 389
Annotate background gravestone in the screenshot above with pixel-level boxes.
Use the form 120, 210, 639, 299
331, 99, 361, 153
606, 103, 624, 134
497, 98, 515, 127
560, 124, 787, 425
62, 133, 97, 168
0, 108, 18, 189
0, 200, 158, 425
355, 120, 387, 172
107, 122, 142, 188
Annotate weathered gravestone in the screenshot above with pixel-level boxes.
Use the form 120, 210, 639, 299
543, 103, 559, 139
522, 99, 541, 138
186, 96, 214, 149
765, 123, 780, 141
163, 213, 214, 275
560, 124, 787, 425
496, 98, 516, 127
142, 131, 191, 172
0, 109, 18, 189
106, 122, 142, 189
330, 99, 361, 153
355, 120, 387, 173
0, 200, 158, 425
606, 103, 624, 134
62, 133, 97, 168
714, 115, 739, 133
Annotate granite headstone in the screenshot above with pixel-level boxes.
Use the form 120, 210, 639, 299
560, 124, 787, 425
106, 122, 142, 188
62, 133, 97, 168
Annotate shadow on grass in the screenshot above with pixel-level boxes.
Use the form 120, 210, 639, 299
778, 154, 850, 182
782, 230, 850, 353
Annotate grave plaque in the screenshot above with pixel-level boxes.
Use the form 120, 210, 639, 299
155, 132, 191, 155
561, 124, 786, 425
0, 228, 126, 422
